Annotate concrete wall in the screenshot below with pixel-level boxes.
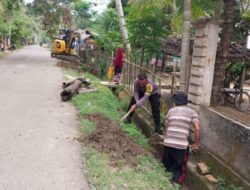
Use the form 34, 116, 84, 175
199, 106, 250, 182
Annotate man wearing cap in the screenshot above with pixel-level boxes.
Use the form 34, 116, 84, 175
125, 73, 163, 134
162, 91, 201, 187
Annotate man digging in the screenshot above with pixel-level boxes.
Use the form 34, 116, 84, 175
124, 73, 163, 134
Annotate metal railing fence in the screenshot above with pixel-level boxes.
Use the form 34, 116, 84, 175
87, 49, 175, 117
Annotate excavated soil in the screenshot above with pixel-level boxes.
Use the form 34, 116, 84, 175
213, 106, 250, 126
149, 133, 164, 146
56, 60, 100, 76
85, 113, 151, 166
56, 60, 82, 70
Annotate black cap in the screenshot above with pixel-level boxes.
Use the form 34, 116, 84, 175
138, 73, 147, 80
172, 91, 192, 105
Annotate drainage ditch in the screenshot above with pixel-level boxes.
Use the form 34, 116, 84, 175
117, 90, 249, 190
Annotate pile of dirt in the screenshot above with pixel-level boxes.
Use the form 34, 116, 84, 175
149, 133, 164, 146
56, 60, 81, 70
85, 113, 151, 166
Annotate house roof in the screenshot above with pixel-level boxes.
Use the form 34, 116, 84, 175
163, 37, 250, 62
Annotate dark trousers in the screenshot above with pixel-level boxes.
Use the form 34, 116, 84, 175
115, 66, 122, 75
162, 146, 189, 185
127, 91, 160, 130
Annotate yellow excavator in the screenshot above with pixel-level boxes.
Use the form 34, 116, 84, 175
51, 29, 96, 63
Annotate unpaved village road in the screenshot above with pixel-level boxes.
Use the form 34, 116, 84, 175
0, 46, 90, 190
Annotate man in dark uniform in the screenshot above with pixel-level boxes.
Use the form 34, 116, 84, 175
125, 73, 163, 134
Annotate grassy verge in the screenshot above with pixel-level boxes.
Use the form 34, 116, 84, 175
69, 71, 173, 190
216, 178, 244, 190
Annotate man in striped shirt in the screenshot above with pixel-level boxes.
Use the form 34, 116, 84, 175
162, 91, 201, 187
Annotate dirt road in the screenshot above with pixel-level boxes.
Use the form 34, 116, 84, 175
0, 46, 90, 190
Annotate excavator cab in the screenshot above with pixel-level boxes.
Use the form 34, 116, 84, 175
53, 39, 66, 53
51, 29, 96, 63
51, 29, 77, 57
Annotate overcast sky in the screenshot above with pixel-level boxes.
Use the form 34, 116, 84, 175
23, 0, 110, 11
24, 0, 34, 3
23, 0, 109, 14
90, 0, 110, 13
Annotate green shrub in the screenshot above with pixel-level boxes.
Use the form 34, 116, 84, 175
216, 178, 243, 190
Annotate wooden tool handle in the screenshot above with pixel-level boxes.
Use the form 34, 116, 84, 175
120, 108, 134, 122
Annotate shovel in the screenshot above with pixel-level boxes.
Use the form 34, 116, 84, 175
120, 107, 134, 122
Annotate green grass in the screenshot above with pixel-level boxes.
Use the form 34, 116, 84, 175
80, 119, 95, 137
119, 95, 129, 111
216, 178, 244, 190
136, 156, 173, 189
70, 72, 173, 190
121, 123, 152, 150
84, 147, 173, 190
63, 69, 80, 80
72, 74, 121, 120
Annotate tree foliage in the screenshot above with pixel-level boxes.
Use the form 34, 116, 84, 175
12, 7, 37, 46
0, 0, 37, 47
93, 8, 122, 53
127, 0, 216, 34
29, 0, 69, 38
232, 0, 250, 45
26, 0, 96, 40
73, 1, 96, 29
0, 0, 21, 36
127, 2, 171, 60
108, 0, 129, 8
170, 0, 216, 34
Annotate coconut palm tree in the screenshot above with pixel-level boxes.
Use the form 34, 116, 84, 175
180, 0, 191, 93
211, 0, 236, 105
129, 0, 215, 89
115, 0, 131, 57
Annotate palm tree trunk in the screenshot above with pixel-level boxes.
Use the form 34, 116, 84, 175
4, 36, 7, 51
180, 0, 191, 93
8, 13, 12, 47
214, 0, 224, 20
161, 54, 166, 73
211, 0, 236, 105
224, 63, 234, 87
115, 0, 131, 58
240, 62, 246, 89
140, 48, 145, 69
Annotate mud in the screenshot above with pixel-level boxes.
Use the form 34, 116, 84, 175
85, 113, 151, 166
